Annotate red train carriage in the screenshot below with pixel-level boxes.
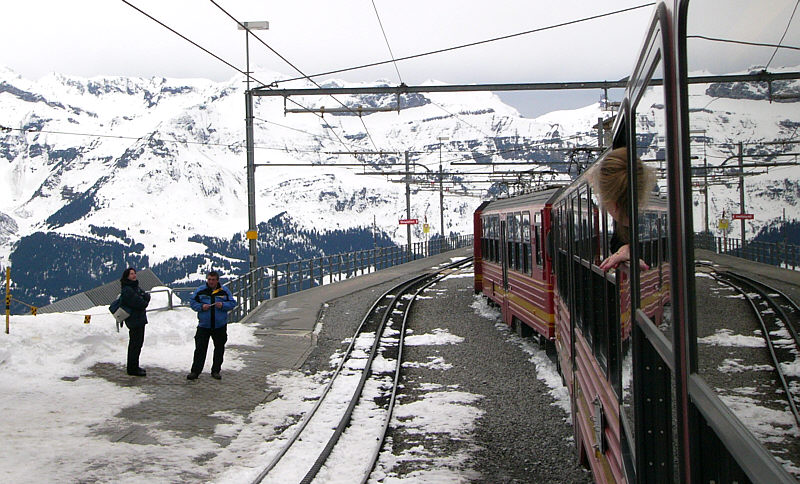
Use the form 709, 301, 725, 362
549, 181, 671, 484
473, 1, 799, 482
474, 188, 559, 343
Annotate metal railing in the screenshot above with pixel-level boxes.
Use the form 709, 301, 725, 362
695, 233, 799, 271
172, 235, 472, 323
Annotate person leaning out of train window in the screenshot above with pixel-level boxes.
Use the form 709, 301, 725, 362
120, 267, 151, 377
593, 147, 653, 272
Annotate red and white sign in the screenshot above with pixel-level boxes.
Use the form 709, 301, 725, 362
732, 213, 754, 220
399, 218, 419, 225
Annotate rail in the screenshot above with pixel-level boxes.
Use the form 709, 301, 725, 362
695, 233, 799, 271
171, 234, 471, 323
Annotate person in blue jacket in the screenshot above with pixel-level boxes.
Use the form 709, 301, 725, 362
187, 271, 237, 381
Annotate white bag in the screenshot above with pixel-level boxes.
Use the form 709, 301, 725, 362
113, 306, 130, 324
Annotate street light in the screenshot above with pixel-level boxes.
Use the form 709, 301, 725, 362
438, 136, 449, 242
239, 20, 269, 273
238, 21, 269, 92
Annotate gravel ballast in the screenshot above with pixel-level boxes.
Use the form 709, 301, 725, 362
305, 268, 592, 483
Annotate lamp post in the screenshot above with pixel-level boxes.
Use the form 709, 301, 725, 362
238, 21, 269, 92
239, 20, 269, 272
438, 136, 449, 245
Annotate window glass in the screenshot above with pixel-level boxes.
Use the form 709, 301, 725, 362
522, 212, 531, 274
634, 60, 672, 344
507, 214, 515, 269
687, 4, 800, 473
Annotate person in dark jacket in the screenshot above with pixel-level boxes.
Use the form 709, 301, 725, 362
120, 267, 151, 376
187, 271, 237, 381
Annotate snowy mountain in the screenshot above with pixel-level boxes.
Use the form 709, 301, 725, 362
0, 66, 797, 308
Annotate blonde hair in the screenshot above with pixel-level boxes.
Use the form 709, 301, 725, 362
594, 147, 653, 216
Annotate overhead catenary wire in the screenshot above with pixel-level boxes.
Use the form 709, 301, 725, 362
207, 0, 381, 152
370, 0, 403, 84
687, 35, 800, 53
118, 0, 366, 160
765, 0, 800, 69
0, 124, 324, 153
273, 3, 656, 85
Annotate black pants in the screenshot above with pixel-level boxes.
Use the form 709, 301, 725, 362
127, 325, 145, 372
191, 327, 227, 374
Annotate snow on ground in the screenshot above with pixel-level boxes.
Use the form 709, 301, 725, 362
0, 288, 259, 484
1, 283, 572, 483
699, 328, 766, 347
470, 295, 571, 416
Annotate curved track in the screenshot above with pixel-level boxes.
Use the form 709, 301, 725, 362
709, 269, 800, 428
251, 257, 473, 484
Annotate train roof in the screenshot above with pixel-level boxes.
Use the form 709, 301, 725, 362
478, 187, 563, 214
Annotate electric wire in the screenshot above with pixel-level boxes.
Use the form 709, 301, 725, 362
274, 3, 656, 84
119, 0, 248, 79
207, 0, 381, 152
118, 0, 367, 160
687, 35, 800, 53
370, 0, 403, 84
426, 98, 496, 139
766, 0, 800, 69
253, 117, 342, 144
0, 125, 324, 153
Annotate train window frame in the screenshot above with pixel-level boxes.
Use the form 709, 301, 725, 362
522, 211, 531, 275
534, 212, 543, 268
514, 212, 522, 272
506, 213, 515, 271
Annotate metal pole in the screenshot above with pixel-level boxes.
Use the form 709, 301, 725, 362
245, 30, 250, 93
439, 162, 444, 240
246, 90, 258, 270
738, 142, 746, 247
597, 117, 603, 149
5, 267, 10, 334
704, 155, 709, 235
405, 150, 412, 258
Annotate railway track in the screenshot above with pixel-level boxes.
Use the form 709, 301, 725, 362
251, 257, 473, 484
707, 268, 800, 428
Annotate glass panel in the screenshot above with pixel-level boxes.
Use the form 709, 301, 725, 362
522, 212, 531, 274
506, 214, 515, 268
534, 211, 543, 267
688, 1, 800, 476
633, 59, 672, 344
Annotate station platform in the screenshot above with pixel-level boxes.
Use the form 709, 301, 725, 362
91, 248, 472, 448
695, 248, 800, 300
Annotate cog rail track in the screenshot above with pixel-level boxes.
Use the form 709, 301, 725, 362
709, 269, 800, 429
251, 257, 473, 484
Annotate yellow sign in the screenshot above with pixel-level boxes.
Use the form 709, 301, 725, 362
84, 315, 91, 324
423, 223, 430, 234
718, 218, 729, 230
246, 230, 258, 240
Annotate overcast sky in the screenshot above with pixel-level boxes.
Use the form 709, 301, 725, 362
1, 1, 798, 116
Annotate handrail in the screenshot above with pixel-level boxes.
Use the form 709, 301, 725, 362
695, 233, 799, 271
169, 234, 472, 322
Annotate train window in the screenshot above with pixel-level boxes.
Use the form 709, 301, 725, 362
493, 215, 500, 263
633, 57, 672, 344
480, 216, 487, 260
572, 194, 587, 335
685, 5, 800, 479
590, 191, 602, 266
522, 212, 531, 274
506, 214, 515, 270
534, 212, 543, 267
514, 212, 522, 272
